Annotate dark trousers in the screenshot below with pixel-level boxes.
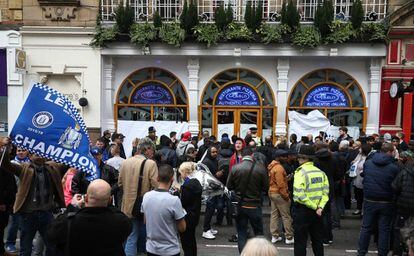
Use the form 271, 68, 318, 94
203, 195, 223, 232
354, 187, 363, 211
321, 201, 333, 243
357, 200, 394, 256
19, 211, 55, 256
236, 206, 263, 253
392, 213, 409, 256
216, 196, 232, 225
180, 226, 197, 256
293, 204, 324, 256
0, 211, 10, 255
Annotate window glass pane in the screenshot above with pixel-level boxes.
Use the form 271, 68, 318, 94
202, 107, 213, 130
327, 109, 363, 128
262, 108, 274, 138
239, 70, 262, 87
118, 81, 135, 103
154, 107, 187, 121
117, 106, 151, 121
171, 84, 187, 104
129, 69, 151, 85
347, 83, 364, 107
328, 70, 354, 87
202, 81, 220, 105
215, 70, 238, 86
289, 84, 306, 106
303, 70, 326, 86
258, 84, 274, 106
153, 69, 175, 85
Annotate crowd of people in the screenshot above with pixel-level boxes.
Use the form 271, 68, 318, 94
0, 126, 414, 256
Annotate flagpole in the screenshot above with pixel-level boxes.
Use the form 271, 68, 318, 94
0, 145, 8, 167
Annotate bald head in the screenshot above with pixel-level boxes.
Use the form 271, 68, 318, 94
85, 179, 111, 207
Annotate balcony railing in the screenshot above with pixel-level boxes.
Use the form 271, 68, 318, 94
101, 0, 387, 23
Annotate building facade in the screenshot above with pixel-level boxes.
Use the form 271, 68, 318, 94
379, 0, 414, 141
2, 0, 390, 146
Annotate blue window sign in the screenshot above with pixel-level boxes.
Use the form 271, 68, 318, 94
304, 85, 349, 107
216, 84, 260, 106
131, 83, 173, 104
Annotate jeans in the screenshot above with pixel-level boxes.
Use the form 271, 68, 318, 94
125, 218, 146, 256
354, 187, 364, 211
293, 204, 324, 256
6, 213, 20, 246
203, 195, 222, 232
19, 211, 55, 256
216, 196, 232, 225
236, 206, 263, 253
357, 200, 394, 256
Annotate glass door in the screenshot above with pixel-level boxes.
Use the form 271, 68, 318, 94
216, 109, 235, 139
239, 110, 259, 138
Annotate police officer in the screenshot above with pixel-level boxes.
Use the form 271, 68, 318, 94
293, 145, 329, 256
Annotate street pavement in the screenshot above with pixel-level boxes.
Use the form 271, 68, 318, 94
195, 206, 377, 256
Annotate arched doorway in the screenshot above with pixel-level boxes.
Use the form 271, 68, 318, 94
200, 68, 276, 138
288, 68, 367, 132
115, 67, 189, 123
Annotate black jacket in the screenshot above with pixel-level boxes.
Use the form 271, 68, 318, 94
398, 141, 409, 152
202, 148, 219, 176
72, 163, 119, 195
47, 205, 132, 256
226, 157, 269, 207
392, 165, 414, 215
314, 149, 336, 199
0, 168, 17, 212
180, 178, 202, 229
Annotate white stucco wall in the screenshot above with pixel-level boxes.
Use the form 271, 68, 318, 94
21, 27, 101, 128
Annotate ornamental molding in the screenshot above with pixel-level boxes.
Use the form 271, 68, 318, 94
42, 6, 77, 21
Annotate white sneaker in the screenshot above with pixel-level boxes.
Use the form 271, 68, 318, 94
209, 228, 218, 235
285, 238, 294, 244
271, 236, 283, 243
202, 230, 216, 240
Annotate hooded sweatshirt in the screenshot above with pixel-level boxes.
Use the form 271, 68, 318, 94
176, 140, 194, 157
362, 152, 399, 202
268, 160, 289, 200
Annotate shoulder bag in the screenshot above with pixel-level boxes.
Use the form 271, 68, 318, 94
131, 159, 147, 220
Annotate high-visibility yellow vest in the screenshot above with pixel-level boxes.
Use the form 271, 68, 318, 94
293, 161, 329, 210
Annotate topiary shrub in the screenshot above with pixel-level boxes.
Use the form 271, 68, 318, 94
244, 1, 252, 30
226, 4, 234, 25
351, 0, 364, 30
187, 0, 199, 34
314, 0, 334, 38
214, 3, 227, 31
115, 1, 135, 34
153, 11, 163, 28
283, 0, 300, 31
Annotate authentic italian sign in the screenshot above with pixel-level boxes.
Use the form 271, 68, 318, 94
216, 84, 260, 106
131, 83, 173, 104
304, 85, 349, 107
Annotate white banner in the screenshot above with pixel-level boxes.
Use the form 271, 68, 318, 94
288, 110, 330, 141
117, 120, 189, 157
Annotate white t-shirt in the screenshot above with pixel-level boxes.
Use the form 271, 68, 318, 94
105, 156, 125, 170
141, 190, 186, 255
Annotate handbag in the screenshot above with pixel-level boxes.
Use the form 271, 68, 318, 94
231, 162, 255, 217
131, 159, 147, 220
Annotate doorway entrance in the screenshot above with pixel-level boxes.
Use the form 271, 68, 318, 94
200, 68, 276, 139
215, 108, 260, 138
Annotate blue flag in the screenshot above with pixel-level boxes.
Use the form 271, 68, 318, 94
10, 83, 99, 180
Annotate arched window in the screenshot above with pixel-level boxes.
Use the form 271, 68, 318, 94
200, 68, 276, 138
288, 68, 366, 130
115, 67, 188, 122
